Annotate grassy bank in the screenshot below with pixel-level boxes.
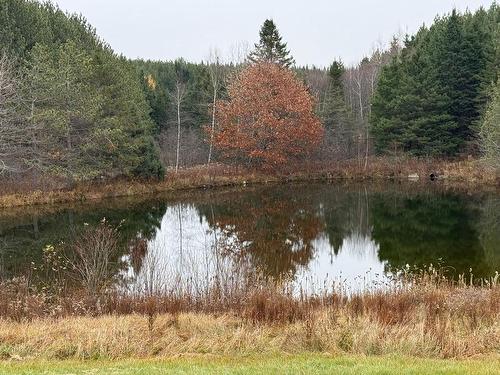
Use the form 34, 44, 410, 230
1, 304, 498, 361
1, 272, 499, 361
0, 263, 498, 373
0, 158, 497, 208
2, 355, 499, 375
1, 275, 498, 374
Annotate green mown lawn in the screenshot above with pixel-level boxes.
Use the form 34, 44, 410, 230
1, 355, 499, 375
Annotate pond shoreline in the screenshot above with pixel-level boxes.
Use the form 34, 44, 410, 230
0, 158, 498, 209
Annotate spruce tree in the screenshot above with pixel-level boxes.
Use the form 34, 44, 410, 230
248, 19, 295, 68
409, 22, 460, 156
370, 56, 406, 154
480, 79, 500, 169
432, 10, 482, 146
320, 61, 353, 155
371, 7, 499, 157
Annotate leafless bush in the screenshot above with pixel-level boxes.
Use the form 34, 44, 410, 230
66, 219, 119, 296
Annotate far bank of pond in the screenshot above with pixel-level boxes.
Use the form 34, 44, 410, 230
0, 158, 497, 209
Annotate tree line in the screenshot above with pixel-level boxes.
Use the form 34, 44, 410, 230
371, 6, 499, 158
133, 36, 401, 169
134, 8, 498, 170
0, 0, 498, 185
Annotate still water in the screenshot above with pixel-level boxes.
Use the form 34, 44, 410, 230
0, 183, 498, 292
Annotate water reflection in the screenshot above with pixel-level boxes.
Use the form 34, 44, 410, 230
123, 205, 248, 295
198, 188, 324, 279
0, 184, 498, 292
0, 201, 166, 279
372, 192, 494, 277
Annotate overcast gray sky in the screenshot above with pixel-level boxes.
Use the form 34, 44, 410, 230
52, 0, 495, 67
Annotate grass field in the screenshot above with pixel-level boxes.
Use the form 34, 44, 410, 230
2, 355, 500, 375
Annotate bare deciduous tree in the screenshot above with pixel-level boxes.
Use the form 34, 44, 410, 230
207, 48, 225, 165
228, 41, 251, 66
342, 37, 402, 166
169, 80, 187, 173
0, 53, 21, 175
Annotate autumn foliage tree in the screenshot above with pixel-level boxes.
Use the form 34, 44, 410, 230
210, 62, 323, 169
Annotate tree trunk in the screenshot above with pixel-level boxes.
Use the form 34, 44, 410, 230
30, 100, 39, 185
207, 88, 217, 165
175, 94, 181, 173
364, 124, 369, 171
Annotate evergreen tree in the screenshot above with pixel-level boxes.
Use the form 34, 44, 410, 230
320, 61, 353, 155
182, 61, 211, 129
480, 79, 500, 169
87, 53, 164, 179
370, 56, 405, 154
432, 10, 486, 146
0, 0, 164, 180
408, 25, 460, 156
248, 19, 295, 68
371, 7, 499, 157
139, 70, 167, 134
24, 41, 99, 178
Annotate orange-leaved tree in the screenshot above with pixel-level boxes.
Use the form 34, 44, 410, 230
209, 62, 324, 169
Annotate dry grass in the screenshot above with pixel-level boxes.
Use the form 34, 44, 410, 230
0, 297, 498, 361
0, 273, 498, 361
0, 158, 497, 208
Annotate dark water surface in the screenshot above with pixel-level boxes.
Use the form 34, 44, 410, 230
1, 183, 498, 292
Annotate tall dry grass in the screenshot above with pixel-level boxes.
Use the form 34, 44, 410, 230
0, 268, 498, 360
0, 286, 498, 360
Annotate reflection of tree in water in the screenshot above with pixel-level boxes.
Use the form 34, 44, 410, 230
198, 185, 499, 282
319, 186, 372, 255
371, 192, 495, 278
198, 187, 324, 280
0, 200, 167, 281
126, 204, 254, 297
478, 196, 500, 275
1, 184, 498, 289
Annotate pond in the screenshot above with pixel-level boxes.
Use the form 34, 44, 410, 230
0, 182, 498, 293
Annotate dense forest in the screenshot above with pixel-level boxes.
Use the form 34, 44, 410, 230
0, 0, 163, 182
133, 43, 402, 167
0, 0, 498, 185
135, 6, 499, 168
371, 7, 500, 157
